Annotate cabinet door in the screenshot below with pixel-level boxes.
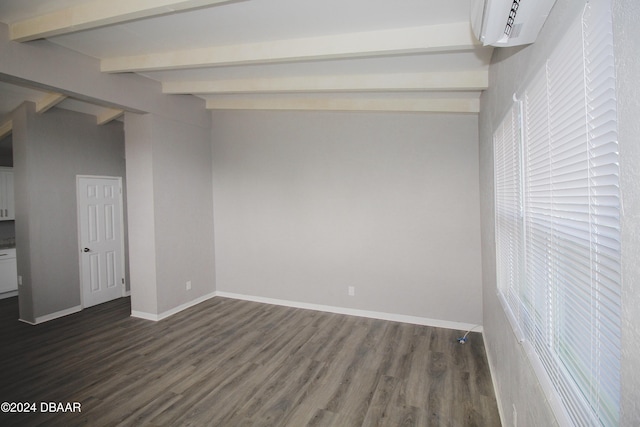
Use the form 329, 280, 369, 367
4, 171, 13, 220
0, 258, 17, 293
0, 170, 14, 221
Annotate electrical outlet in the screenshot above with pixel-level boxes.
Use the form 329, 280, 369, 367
348, 286, 355, 296
186, 280, 192, 291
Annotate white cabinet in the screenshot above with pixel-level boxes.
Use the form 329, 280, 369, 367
0, 248, 17, 294
0, 167, 14, 221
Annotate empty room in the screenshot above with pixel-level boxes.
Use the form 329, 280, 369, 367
0, 0, 638, 426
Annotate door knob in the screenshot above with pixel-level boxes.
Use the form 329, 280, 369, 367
83, 248, 90, 252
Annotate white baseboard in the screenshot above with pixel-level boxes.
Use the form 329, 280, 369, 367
131, 291, 217, 322
483, 331, 507, 427
130, 310, 159, 321
20, 305, 83, 325
215, 291, 482, 332
128, 290, 483, 333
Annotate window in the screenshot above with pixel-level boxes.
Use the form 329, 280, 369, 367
494, 2, 621, 426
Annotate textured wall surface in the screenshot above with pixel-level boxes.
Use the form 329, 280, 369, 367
125, 112, 215, 318
124, 113, 159, 316
152, 114, 215, 314
211, 110, 483, 326
613, 0, 640, 424
13, 104, 126, 322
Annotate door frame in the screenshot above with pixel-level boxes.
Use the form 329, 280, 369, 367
76, 174, 127, 308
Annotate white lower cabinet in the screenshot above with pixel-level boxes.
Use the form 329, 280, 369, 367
0, 248, 17, 294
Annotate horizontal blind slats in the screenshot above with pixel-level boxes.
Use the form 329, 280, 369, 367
494, 1, 620, 425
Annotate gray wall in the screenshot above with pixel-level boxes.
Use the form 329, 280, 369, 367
126, 112, 215, 317
12, 103, 127, 322
613, 0, 640, 424
152, 115, 215, 314
123, 113, 158, 316
479, 0, 640, 425
211, 110, 483, 325
1, 19, 212, 321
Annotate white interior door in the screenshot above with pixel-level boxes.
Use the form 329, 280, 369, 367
77, 176, 124, 308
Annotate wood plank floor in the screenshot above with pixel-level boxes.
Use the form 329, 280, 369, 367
0, 296, 500, 426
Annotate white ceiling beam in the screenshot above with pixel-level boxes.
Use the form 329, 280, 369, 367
0, 120, 12, 140
205, 97, 480, 114
36, 92, 68, 114
96, 108, 124, 125
163, 71, 489, 94
10, 0, 241, 42
102, 23, 481, 73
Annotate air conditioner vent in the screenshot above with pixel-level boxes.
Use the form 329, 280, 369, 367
504, 0, 521, 38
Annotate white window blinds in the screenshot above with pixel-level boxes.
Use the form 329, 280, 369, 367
494, 102, 524, 317
493, 1, 620, 426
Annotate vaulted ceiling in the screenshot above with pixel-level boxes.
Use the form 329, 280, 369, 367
0, 0, 493, 127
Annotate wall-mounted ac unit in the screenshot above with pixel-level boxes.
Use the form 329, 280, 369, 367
470, 0, 557, 47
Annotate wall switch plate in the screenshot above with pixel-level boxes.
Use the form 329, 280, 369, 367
18, 275, 22, 286
186, 280, 192, 290
348, 286, 355, 296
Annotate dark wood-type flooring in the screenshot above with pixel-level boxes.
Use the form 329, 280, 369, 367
0, 296, 500, 426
